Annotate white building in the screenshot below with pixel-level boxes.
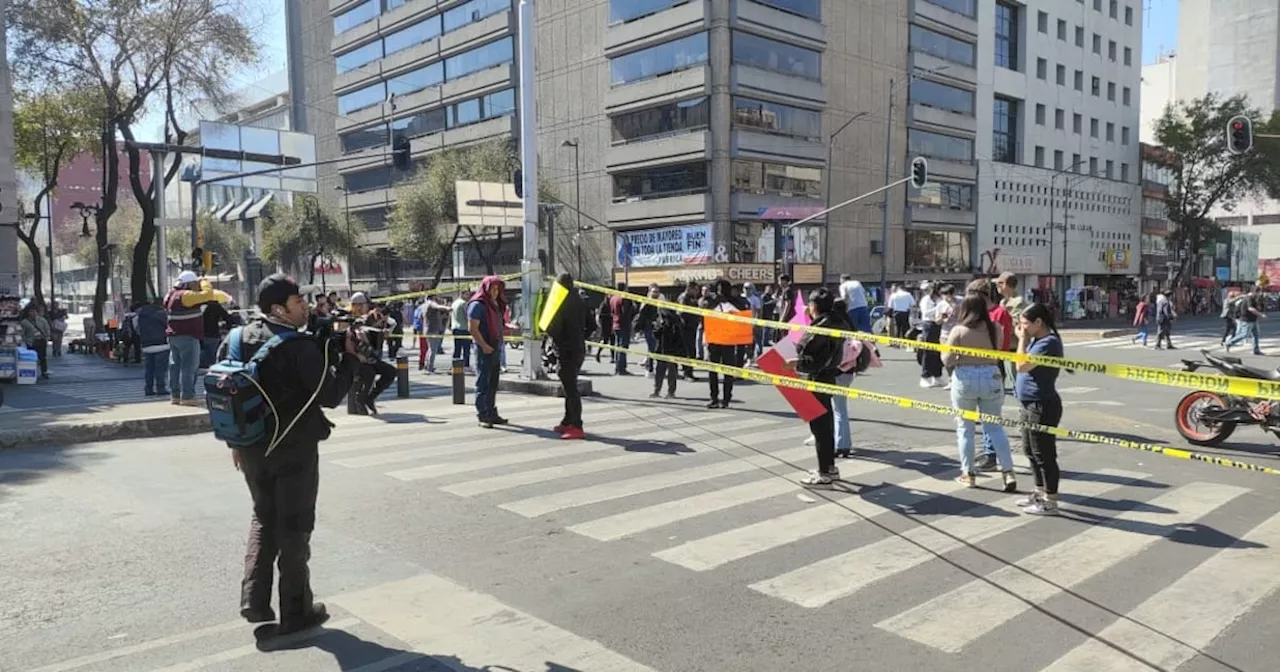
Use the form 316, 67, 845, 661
0, 0, 19, 294
971, 0, 1142, 296
1140, 52, 1176, 143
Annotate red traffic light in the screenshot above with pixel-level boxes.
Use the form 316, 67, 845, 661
1233, 121, 1245, 131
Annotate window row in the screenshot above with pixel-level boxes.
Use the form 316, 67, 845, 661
610, 0, 819, 24
910, 24, 974, 67
908, 128, 973, 163
608, 94, 823, 146
908, 181, 974, 211
610, 31, 821, 87
335, 0, 508, 74
610, 159, 824, 201
1037, 61, 1134, 105
1037, 14, 1136, 66
1033, 104, 1132, 145
909, 78, 974, 116
338, 37, 513, 115
921, 0, 975, 18
732, 160, 822, 198
340, 88, 516, 154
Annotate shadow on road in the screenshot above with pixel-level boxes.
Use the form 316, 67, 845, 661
0, 445, 107, 501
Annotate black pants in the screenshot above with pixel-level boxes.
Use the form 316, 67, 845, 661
240, 446, 320, 629
1222, 317, 1236, 343
918, 322, 943, 378
30, 338, 48, 375
1155, 321, 1173, 349
707, 344, 742, 402
1020, 397, 1063, 494
893, 312, 911, 340
359, 359, 397, 402
558, 349, 584, 428
680, 328, 699, 378
653, 358, 677, 395
809, 391, 836, 473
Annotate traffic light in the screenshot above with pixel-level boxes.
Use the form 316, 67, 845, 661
1227, 115, 1253, 155
513, 168, 523, 198
910, 156, 929, 189
205, 251, 218, 272
392, 135, 411, 170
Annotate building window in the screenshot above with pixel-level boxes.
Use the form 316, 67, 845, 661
1107, 81, 1116, 101
749, 0, 821, 21
1073, 113, 1082, 133
383, 17, 443, 57
908, 181, 974, 210
995, 2, 1018, 70
1035, 146, 1045, 167
731, 97, 820, 139
1074, 70, 1083, 91
1093, 0, 1101, 10
1124, 46, 1132, 65
612, 33, 708, 86
614, 161, 709, 201
1054, 149, 1064, 170
1035, 103, 1046, 125
1121, 126, 1130, 144
1036, 58, 1047, 79
610, 0, 687, 23
1037, 10, 1048, 32
334, 0, 378, 35
909, 78, 975, 115
445, 36, 513, 80
1092, 33, 1101, 54
923, 0, 976, 18
612, 97, 710, 143
732, 160, 823, 197
1108, 40, 1116, 60
344, 165, 392, 193
1121, 162, 1129, 182
1106, 121, 1115, 141
906, 230, 971, 273
1057, 19, 1067, 40
1091, 76, 1101, 96
1105, 159, 1114, 178
340, 125, 387, 153
993, 96, 1018, 163
393, 106, 447, 141
335, 41, 383, 74
1109, 0, 1118, 18
443, 0, 509, 32
445, 87, 516, 128
1073, 153, 1082, 172
1125, 5, 1133, 25
908, 129, 974, 163
338, 81, 386, 115
909, 24, 976, 67
1055, 108, 1065, 129
387, 62, 444, 98
1075, 25, 1084, 46
1123, 86, 1131, 105
1090, 118, 1099, 137
732, 31, 821, 80
1089, 157, 1098, 175
1056, 64, 1066, 85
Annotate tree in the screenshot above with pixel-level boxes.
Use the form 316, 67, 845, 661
1152, 93, 1280, 285
260, 196, 363, 284
8, 0, 263, 326
165, 214, 251, 276
11, 85, 101, 306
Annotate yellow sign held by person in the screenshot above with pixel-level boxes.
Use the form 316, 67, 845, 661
538, 281, 570, 332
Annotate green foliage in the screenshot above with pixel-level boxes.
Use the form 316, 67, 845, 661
165, 214, 252, 270
12, 86, 100, 177
261, 195, 364, 282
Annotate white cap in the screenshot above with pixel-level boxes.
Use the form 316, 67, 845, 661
175, 270, 199, 285
349, 292, 370, 304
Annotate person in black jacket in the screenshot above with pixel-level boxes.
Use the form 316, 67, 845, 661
676, 280, 702, 380
546, 273, 588, 440
791, 287, 851, 486
649, 306, 683, 398
220, 273, 358, 637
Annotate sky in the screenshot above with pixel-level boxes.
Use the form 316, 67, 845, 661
1142, 0, 1180, 64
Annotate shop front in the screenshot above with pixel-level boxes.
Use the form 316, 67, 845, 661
613, 263, 778, 290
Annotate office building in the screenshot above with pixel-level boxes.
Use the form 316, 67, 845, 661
1177, 0, 1280, 110
292, 0, 907, 291
0, 0, 19, 294
1139, 51, 1175, 144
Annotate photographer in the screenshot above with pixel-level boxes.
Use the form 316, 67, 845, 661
223, 273, 358, 637
349, 293, 397, 415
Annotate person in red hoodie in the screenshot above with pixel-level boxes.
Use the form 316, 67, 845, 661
608, 283, 636, 375
467, 276, 507, 428
967, 277, 1012, 471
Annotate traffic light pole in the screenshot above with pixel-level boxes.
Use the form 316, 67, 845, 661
518, 0, 543, 381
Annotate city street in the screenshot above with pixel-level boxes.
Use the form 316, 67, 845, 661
2, 318, 1280, 672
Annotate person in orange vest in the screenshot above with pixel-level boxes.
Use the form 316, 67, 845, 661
704, 278, 752, 409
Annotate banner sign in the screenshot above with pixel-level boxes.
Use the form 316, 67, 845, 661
617, 224, 712, 267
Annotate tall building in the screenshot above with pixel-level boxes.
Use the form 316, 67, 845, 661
1139, 52, 1175, 144
953, 0, 1142, 301
292, 0, 908, 291
1176, 0, 1280, 111
0, 0, 19, 294
51, 144, 152, 246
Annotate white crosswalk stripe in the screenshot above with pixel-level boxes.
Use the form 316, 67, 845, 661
303, 396, 1271, 668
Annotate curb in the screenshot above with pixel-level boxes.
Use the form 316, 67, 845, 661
0, 413, 212, 451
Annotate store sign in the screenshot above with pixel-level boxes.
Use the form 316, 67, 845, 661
617, 224, 714, 267
313, 261, 344, 276
615, 264, 776, 287
1106, 248, 1131, 270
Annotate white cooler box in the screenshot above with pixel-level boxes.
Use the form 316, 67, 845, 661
16, 347, 38, 384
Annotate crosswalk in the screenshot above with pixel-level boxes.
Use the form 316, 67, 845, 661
307, 395, 1279, 669
1070, 330, 1280, 353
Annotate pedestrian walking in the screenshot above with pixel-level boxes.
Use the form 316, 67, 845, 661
790, 287, 850, 486
839, 274, 871, 332
1154, 291, 1178, 350
635, 284, 660, 376
449, 295, 472, 371
136, 298, 170, 396
648, 306, 683, 399
1224, 287, 1265, 354
546, 273, 588, 440
917, 282, 945, 387
225, 273, 358, 636
1134, 293, 1154, 347
18, 303, 51, 380
609, 283, 636, 375
468, 276, 508, 428
1014, 303, 1065, 515
49, 300, 68, 357
944, 292, 1017, 492
676, 281, 702, 380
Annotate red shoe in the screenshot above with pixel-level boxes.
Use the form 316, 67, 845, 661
561, 427, 585, 440
552, 424, 569, 433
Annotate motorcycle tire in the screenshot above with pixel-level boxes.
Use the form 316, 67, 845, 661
1175, 390, 1236, 447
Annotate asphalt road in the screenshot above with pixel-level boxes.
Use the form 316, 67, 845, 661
2, 322, 1279, 672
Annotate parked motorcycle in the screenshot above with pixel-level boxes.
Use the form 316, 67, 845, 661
1176, 350, 1280, 447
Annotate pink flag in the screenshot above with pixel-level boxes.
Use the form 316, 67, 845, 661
786, 293, 810, 343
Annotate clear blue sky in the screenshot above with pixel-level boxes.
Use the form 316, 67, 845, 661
1143, 0, 1179, 64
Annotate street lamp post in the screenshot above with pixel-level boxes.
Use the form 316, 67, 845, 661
1048, 159, 1089, 304
561, 138, 582, 279
822, 111, 866, 284
335, 184, 352, 290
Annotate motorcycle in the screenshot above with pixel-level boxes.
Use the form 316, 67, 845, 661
1175, 350, 1280, 447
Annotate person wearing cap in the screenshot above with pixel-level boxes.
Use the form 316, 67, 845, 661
223, 273, 358, 637
164, 270, 227, 406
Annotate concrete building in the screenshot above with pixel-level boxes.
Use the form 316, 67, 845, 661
1176, 0, 1280, 109
290, 0, 907, 291
1139, 51, 1175, 143
963, 0, 1143, 301
1139, 142, 1175, 294
0, 0, 20, 295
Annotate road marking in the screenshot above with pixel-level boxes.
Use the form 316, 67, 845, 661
145, 618, 361, 672
1064, 400, 1124, 407
751, 469, 1146, 608
1038, 510, 1280, 672
1058, 387, 1100, 395
500, 446, 813, 518
332, 573, 657, 672
441, 423, 797, 497
29, 620, 249, 672
874, 481, 1249, 652
654, 461, 970, 571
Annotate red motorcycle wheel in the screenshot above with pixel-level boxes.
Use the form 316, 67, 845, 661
1175, 390, 1235, 447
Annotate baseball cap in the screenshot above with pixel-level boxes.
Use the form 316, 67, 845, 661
175, 270, 199, 286
256, 273, 303, 313
349, 292, 370, 305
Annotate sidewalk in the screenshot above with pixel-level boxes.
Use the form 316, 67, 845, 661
1058, 313, 1222, 340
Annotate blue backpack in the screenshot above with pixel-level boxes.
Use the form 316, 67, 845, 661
204, 327, 302, 452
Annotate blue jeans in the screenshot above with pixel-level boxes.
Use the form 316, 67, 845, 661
848, 306, 871, 333
1132, 323, 1149, 346
168, 335, 201, 400
644, 327, 656, 372
474, 350, 499, 419
144, 351, 168, 394
951, 365, 1013, 474
832, 373, 854, 450
1226, 321, 1261, 353
613, 329, 631, 372
453, 329, 471, 366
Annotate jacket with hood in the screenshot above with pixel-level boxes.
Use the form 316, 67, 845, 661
547, 278, 587, 354
467, 275, 507, 345
136, 303, 169, 349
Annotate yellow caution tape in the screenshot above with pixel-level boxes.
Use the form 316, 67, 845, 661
583, 339, 1280, 477
572, 280, 1280, 402
359, 271, 530, 305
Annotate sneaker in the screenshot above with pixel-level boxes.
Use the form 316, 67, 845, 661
801, 470, 832, 486
478, 418, 494, 429
804, 436, 816, 446
178, 399, 203, 408
490, 415, 509, 425
275, 603, 329, 636
648, 392, 660, 399
706, 400, 721, 409
836, 448, 852, 458
1023, 499, 1060, 515
240, 605, 276, 624
561, 427, 585, 440
665, 391, 677, 399
365, 397, 379, 416
976, 454, 998, 472
1016, 492, 1044, 508
552, 424, 569, 433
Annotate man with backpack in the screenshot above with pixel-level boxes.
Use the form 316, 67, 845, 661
215, 273, 358, 638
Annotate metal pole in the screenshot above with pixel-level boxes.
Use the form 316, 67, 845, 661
879, 78, 895, 293
42, 122, 55, 302
573, 142, 581, 277
1048, 172, 1056, 299
822, 112, 863, 284
152, 150, 169, 292
518, 0, 543, 380
1062, 184, 1070, 297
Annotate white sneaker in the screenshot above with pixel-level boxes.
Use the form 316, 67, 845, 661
804, 435, 816, 445
919, 378, 933, 389
1023, 499, 1060, 515
1015, 492, 1043, 508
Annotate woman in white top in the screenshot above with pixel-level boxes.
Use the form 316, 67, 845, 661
917, 282, 945, 388
936, 284, 958, 390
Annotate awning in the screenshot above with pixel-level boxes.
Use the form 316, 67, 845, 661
241, 193, 274, 220
213, 200, 237, 221
222, 196, 255, 222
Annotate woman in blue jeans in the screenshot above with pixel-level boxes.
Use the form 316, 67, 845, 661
942, 292, 1017, 492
